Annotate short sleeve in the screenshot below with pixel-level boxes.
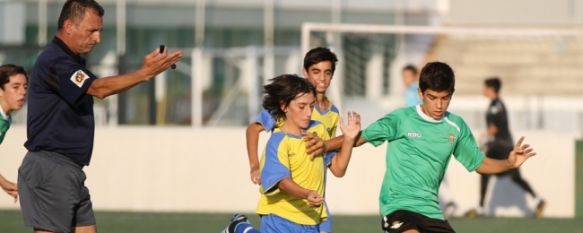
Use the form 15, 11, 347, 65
0, 120, 9, 144
53, 56, 97, 106
324, 151, 337, 167
261, 133, 291, 193
362, 113, 400, 147
453, 120, 485, 172
255, 109, 277, 132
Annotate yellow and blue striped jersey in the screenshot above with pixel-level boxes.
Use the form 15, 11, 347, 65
311, 102, 340, 138
256, 120, 333, 225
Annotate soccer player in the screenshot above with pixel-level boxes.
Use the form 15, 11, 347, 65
326, 62, 536, 233
245, 47, 339, 232
403, 64, 457, 217
223, 74, 361, 233
402, 64, 421, 107
466, 77, 544, 218
0, 64, 28, 202
18, 1, 181, 233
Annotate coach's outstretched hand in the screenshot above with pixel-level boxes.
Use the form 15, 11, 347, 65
507, 136, 536, 169
140, 47, 182, 80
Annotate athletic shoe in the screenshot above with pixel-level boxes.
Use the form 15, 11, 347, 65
463, 207, 484, 219
220, 214, 249, 233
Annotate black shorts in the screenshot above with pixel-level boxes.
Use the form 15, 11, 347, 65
18, 151, 95, 233
381, 210, 455, 233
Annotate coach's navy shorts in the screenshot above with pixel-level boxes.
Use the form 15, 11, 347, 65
18, 151, 95, 233
382, 210, 455, 233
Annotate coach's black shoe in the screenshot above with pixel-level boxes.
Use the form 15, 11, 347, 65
220, 214, 249, 233
535, 199, 546, 219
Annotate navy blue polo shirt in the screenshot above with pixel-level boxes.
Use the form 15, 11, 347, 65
25, 37, 97, 166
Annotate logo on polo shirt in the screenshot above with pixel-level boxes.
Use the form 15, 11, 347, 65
448, 133, 455, 144
70, 70, 89, 87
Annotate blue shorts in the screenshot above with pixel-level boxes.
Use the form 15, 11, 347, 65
260, 214, 319, 233
319, 203, 332, 232
319, 217, 332, 232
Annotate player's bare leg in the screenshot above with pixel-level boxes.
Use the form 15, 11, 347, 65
73, 225, 97, 233
33, 229, 52, 233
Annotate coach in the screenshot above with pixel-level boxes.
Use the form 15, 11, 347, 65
18, 1, 181, 233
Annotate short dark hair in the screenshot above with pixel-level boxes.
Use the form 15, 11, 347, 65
58, 0, 104, 30
303, 47, 338, 73
262, 74, 316, 120
0, 64, 28, 90
419, 61, 455, 94
402, 64, 418, 75
484, 77, 502, 93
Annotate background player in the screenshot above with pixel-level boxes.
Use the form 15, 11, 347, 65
466, 77, 545, 218
402, 64, 421, 107
0, 64, 28, 202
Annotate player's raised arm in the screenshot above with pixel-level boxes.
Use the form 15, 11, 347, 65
328, 111, 361, 177
477, 136, 536, 174
87, 48, 182, 99
324, 131, 366, 153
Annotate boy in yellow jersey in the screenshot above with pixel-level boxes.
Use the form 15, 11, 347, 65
222, 74, 360, 233
0, 64, 28, 202
246, 47, 339, 232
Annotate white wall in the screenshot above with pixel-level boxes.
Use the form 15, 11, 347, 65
0, 126, 577, 218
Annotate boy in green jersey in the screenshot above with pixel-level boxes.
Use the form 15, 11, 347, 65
0, 64, 28, 202
327, 61, 536, 233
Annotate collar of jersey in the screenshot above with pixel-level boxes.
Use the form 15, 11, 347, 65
416, 105, 442, 123
53, 37, 84, 64
313, 99, 332, 115
0, 105, 9, 121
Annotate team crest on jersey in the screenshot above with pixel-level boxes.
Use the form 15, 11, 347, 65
70, 70, 89, 87
448, 133, 455, 144
327, 127, 333, 136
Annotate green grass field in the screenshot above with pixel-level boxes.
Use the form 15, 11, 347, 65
1, 210, 581, 233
